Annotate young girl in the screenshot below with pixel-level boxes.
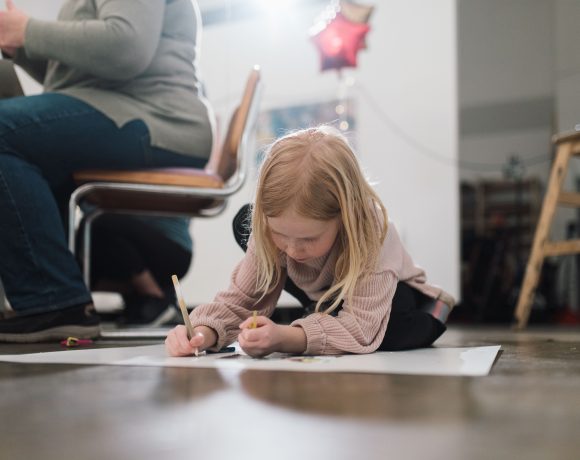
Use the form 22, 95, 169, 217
165, 126, 455, 357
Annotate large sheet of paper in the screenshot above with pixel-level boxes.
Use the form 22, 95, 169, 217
0, 344, 501, 376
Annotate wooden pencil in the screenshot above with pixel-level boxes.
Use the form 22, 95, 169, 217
171, 275, 197, 356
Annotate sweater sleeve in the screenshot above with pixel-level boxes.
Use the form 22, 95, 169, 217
23, 0, 165, 80
291, 271, 398, 355
189, 237, 285, 350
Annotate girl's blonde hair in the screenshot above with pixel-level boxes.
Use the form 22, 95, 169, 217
252, 126, 388, 314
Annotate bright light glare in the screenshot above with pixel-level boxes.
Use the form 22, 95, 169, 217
254, 0, 297, 22
254, 0, 297, 13
252, 0, 300, 35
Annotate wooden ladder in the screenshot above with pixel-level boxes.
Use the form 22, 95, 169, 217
514, 130, 580, 329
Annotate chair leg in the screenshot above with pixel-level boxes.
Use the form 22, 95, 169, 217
514, 142, 573, 329
81, 210, 103, 288
0, 279, 6, 313
68, 197, 81, 253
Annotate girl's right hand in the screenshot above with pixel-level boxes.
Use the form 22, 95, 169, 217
165, 325, 210, 357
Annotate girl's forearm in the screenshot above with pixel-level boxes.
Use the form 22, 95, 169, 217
278, 325, 307, 354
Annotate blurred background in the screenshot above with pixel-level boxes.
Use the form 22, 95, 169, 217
6, 0, 580, 325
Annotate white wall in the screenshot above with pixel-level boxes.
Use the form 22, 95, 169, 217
555, 0, 580, 132
186, 0, 460, 303
458, 0, 555, 184
555, 0, 580, 234
458, 0, 580, 243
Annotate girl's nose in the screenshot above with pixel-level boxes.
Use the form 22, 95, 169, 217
286, 241, 304, 259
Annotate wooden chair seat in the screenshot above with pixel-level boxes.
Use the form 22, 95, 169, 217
74, 168, 224, 189
72, 168, 225, 213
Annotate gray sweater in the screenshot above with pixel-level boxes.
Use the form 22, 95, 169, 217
14, 0, 213, 159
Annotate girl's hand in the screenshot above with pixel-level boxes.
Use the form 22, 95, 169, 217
165, 325, 216, 357
238, 315, 283, 358
0, 1, 29, 50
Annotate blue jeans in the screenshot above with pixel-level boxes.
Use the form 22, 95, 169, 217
0, 93, 207, 315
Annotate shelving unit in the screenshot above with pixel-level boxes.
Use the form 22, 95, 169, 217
462, 179, 542, 257
460, 178, 543, 321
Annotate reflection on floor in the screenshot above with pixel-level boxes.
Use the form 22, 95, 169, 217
0, 326, 579, 460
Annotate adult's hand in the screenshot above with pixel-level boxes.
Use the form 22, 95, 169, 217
0, 0, 29, 50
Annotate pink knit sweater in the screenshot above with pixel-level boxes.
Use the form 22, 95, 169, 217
189, 223, 454, 355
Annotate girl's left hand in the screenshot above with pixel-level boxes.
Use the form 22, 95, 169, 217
238, 315, 282, 357
0, 1, 29, 50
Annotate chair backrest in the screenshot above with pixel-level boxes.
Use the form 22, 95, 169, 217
206, 67, 261, 183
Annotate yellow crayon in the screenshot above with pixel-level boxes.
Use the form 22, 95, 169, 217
251, 310, 258, 329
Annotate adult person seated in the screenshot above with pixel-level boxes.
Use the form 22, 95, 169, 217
0, 0, 213, 342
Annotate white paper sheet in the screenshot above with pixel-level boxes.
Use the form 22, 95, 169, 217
0, 344, 501, 376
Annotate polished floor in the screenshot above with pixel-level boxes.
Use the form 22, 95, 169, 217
0, 326, 579, 460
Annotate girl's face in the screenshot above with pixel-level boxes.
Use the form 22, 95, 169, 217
267, 209, 341, 263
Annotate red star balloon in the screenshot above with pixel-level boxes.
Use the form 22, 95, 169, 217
311, 11, 371, 72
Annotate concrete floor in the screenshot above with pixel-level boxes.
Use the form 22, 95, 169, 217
0, 326, 579, 460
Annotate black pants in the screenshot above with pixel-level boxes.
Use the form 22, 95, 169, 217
86, 214, 192, 291
233, 204, 445, 351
